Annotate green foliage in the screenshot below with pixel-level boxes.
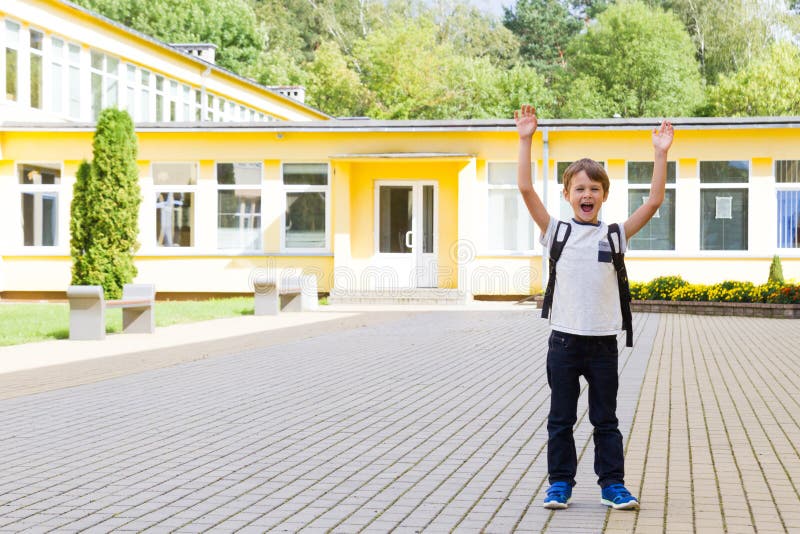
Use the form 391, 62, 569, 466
629, 281, 646, 300
74, 0, 268, 79
643, 275, 688, 300
665, 0, 795, 84
706, 280, 756, 303
305, 40, 373, 117
769, 255, 785, 284
561, 0, 704, 118
631, 277, 799, 303
707, 43, 800, 117
70, 109, 141, 300
768, 284, 800, 304
670, 284, 709, 302
503, 0, 582, 74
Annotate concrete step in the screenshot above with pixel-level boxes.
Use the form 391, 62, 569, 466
329, 288, 471, 305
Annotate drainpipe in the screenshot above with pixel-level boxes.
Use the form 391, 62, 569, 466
541, 128, 549, 290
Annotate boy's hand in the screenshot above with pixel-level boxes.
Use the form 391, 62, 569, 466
652, 120, 674, 153
514, 104, 538, 140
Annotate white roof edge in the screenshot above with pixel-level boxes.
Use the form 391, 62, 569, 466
4, 116, 800, 132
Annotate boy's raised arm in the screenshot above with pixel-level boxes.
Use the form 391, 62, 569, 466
624, 120, 674, 239
515, 105, 551, 234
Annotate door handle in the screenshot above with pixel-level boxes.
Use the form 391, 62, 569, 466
405, 230, 413, 249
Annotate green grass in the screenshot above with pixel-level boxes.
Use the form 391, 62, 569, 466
0, 297, 254, 347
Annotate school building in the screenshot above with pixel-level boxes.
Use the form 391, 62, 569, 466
1, 0, 799, 301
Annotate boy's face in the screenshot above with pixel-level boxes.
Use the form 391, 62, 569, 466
563, 170, 608, 224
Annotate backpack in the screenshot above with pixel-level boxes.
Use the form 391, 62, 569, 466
540, 221, 633, 347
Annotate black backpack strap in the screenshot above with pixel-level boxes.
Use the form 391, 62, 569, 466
541, 221, 571, 319
607, 223, 633, 347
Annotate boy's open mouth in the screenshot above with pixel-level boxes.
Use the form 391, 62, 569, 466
581, 203, 594, 213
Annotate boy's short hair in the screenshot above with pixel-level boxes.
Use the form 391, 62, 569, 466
562, 158, 610, 193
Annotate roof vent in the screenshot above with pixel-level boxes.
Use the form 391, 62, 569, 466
269, 85, 306, 104
171, 43, 217, 64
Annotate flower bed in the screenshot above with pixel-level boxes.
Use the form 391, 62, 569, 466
530, 275, 800, 318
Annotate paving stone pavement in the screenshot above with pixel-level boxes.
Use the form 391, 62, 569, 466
0, 309, 798, 533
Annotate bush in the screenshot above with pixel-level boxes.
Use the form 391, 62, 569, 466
643, 275, 688, 300
767, 284, 800, 304
629, 281, 646, 300
631, 276, 800, 304
707, 280, 756, 303
70, 109, 141, 299
768, 255, 785, 284
670, 284, 709, 301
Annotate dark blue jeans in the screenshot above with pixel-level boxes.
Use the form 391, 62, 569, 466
546, 330, 625, 489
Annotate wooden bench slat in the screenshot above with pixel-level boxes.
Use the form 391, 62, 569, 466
106, 299, 153, 308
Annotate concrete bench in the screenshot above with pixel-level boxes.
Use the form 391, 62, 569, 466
253, 273, 318, 315
67, 284, 156, 340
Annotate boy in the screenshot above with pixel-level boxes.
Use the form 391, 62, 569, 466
514, 104, 674, 510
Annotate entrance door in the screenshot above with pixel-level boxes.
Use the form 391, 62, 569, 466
375, 181, 437, 289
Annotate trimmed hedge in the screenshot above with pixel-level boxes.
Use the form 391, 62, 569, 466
630, 276, 800, 304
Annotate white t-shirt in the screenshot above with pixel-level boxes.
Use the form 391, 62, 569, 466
540, 217, 627, 336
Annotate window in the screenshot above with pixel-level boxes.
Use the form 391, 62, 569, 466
51, 37, 64, 113
194, 89, 201, 121
125, 64, 136, 118
67, 43, 81, 119
700, 160, 749, 250
627, 161, 676, 250
487, 162, 536, 251
283, 163, 328, 249
155, 74, 164, 121
140, 69, 150, 121
169, 80, 177, 121
152, 163, 197, 247
5, 20, 20, 101
206, 93, 215, 121
182, 85, 190, 120
90, 50, 119, 119
19, 163, 60, 247
29, 29, 43, 109
217, 163, 262, 250
776, 160, 800, 248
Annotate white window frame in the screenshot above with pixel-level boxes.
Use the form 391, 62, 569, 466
28, 26, 44, 110
154, 73, 165, 121
50, 35, 66, 114
698, 160, 750, 253
17, 162, 64, 250
775, 159, 800, 253
214, 161, 263, 252
280, 162, 331, 253
625, 160, 678, 253
3, 18, 22, 104
485, 161, 537, 254
89, 49, 120, 120
124, 63, 136, 119
151, 162, 199, 249
67, 42, 82, 119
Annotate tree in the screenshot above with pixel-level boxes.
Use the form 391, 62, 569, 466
503, 0, 582, 74
71, 109, 141, 299
665, 0, 796, 83
305, 40, 373, 117
706, 42, 800, 116
73, 0, 268, 79
560, 0, 704, 117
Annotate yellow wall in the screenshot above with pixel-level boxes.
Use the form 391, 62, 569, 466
3, 124, 800, 296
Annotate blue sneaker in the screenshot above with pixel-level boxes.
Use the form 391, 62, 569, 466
601, 484, 639, 510
543, 481, 572, 509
